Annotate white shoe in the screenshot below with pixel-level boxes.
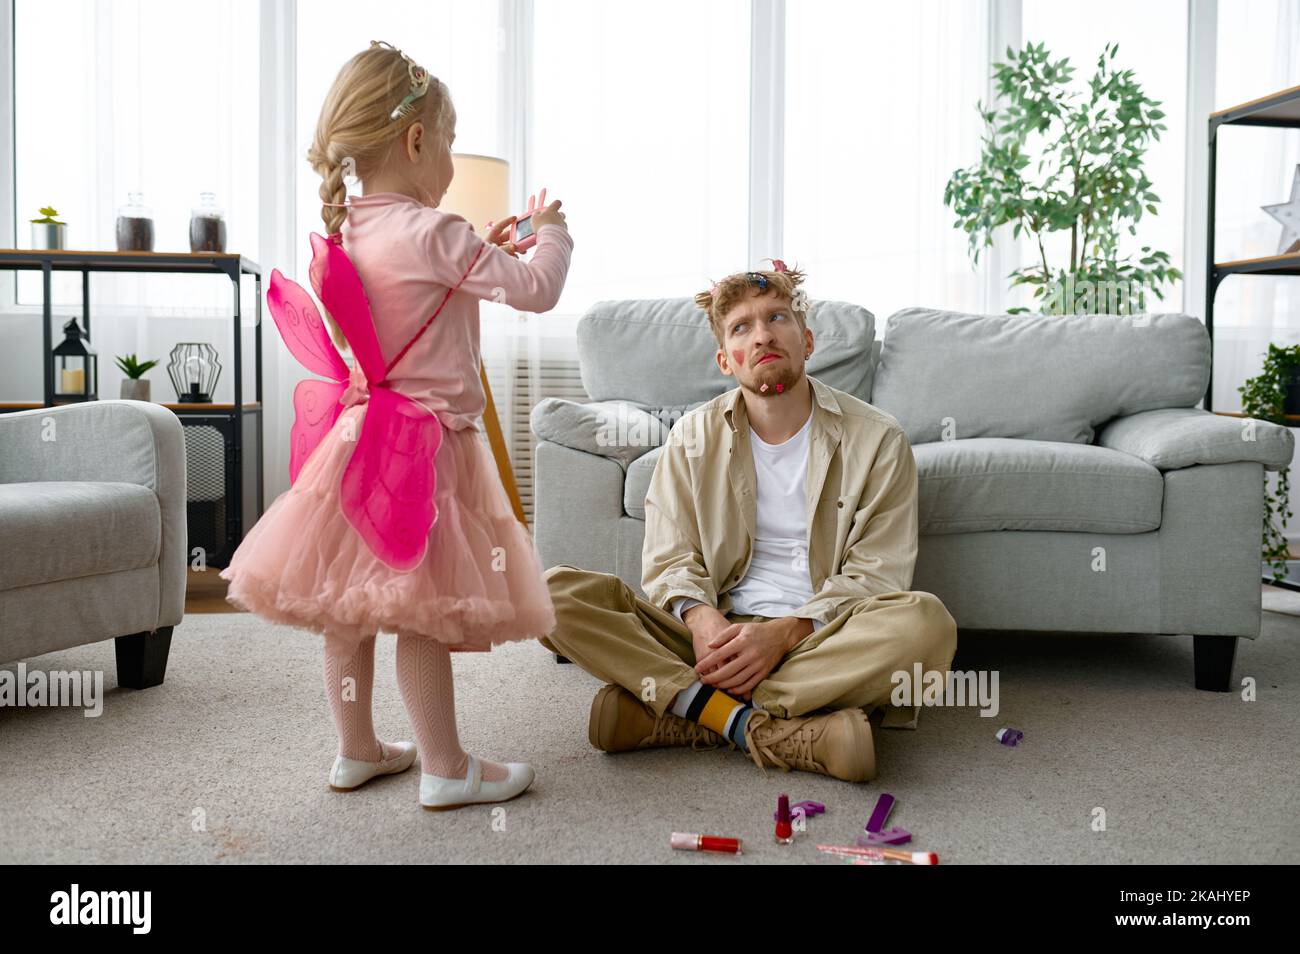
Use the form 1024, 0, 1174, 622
328, 741, 418, 791
419, 754, 535, 811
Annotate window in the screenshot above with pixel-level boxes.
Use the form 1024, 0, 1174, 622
1019, 0, 1189, 313
294, 0, 503, 268
784, 0, 992, 323
13, 0, 259, 315
530, 0, 751, 313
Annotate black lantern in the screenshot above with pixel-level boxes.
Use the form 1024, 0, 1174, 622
52, 317, 97, 402
167, 342, 221, 403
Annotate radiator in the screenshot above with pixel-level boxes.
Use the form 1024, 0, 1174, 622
483, 354, 588, 528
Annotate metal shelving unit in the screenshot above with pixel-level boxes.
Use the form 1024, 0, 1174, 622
1206, 83, 1300, 412
1206, 84, 1300, 591
0, 248, 264, 567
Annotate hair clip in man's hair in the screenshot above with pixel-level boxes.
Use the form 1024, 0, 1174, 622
768, 258, 788, 273
747, 272, 768, 290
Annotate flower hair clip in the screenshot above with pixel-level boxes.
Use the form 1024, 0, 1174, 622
768, 258, 789, 273
747, 272, 769, 290
371, 40, 430, 121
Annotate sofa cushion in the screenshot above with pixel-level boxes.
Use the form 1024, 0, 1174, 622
871, 308, 1210, 445
624, 445, 664, 519
622, 435, 1164, 532
577, 297, 877, 408
0, 481, 160, 590
530, 398, 668, 467
1097, 407, 1296, 472
914, 439, 1164, 534
622, 399, 709, 435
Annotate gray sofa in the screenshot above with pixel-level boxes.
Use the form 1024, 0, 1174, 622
0, 400, 187, 688
531, 300, 1295, 691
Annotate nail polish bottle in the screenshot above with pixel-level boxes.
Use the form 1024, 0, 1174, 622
775, 793, 794, 845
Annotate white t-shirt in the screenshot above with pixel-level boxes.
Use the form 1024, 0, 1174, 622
671, 405, 825, 632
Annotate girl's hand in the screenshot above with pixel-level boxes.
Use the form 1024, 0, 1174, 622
484, 216, 519, 257
532, 199, 566, 232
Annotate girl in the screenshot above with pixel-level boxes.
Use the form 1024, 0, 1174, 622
220, 40, 573, 810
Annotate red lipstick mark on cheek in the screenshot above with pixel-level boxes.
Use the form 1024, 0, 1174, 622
731, 349, 745, 368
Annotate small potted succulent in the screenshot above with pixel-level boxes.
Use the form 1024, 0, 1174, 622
30, 206, 67, 250
115, 353, 160, 401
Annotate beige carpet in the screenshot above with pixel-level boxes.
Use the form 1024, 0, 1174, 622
2, 591, 1297, 864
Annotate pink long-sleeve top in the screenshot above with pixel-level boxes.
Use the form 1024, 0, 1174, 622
338, 192, 574, 432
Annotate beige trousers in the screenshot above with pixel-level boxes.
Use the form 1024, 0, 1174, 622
539, 565, 958, 727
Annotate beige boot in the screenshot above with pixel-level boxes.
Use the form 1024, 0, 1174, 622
588, 684, 728, 753
743, 707, 877, 782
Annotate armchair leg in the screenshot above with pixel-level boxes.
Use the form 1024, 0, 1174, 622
1193, 634, 1237, 692
115, 626, 174, 689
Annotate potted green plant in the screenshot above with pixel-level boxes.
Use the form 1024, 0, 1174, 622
944, 42, 1181, 315
115, 353, 160, 401
30, 206, 67, 250
1239, 342, 1300, 583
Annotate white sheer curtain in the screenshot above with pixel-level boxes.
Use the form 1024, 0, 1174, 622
1209, 0, 1300, 413
6, 0, 259, 404
781, 0, 1191, 323
1019, 0, 1189, 314
783, 0, 993, 320
529, 0, 752, 314
482, 0, 753, 514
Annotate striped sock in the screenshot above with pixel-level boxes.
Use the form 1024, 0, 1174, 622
670, 681, 753, 752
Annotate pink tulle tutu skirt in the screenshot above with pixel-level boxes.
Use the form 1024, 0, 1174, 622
220, 404, 557, 651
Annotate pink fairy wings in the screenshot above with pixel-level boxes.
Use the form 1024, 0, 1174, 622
265, 232, 443, 572
264, 265, 347, 483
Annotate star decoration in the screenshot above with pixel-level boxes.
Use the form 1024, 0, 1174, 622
1262, 164, 1300, 255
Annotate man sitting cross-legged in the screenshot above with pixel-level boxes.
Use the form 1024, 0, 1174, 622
540, 263, 957, 782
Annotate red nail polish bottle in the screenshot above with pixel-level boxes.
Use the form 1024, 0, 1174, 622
775, 793, 794, 844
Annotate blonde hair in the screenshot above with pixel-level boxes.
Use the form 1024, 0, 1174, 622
694, 264, 808, 347
305, 42, 454, 353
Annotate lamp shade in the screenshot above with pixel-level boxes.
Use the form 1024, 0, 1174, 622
441, 153, 509, 235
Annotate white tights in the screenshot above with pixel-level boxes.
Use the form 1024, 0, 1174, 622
323, 633, 508, 782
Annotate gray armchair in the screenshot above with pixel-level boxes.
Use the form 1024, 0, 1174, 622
0, 400, 187, 688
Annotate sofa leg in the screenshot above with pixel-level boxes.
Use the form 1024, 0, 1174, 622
1193, 634, 1237, 692
555, 653, 572, 664
115, 626, 174, 689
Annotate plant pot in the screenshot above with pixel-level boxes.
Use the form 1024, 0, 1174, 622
120, 378, 151, 401
1285, 365, 1300, 417
31, 222, 66, 250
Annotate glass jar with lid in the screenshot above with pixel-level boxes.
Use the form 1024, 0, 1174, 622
189, 192, 227, 253
115, 191, 154, 251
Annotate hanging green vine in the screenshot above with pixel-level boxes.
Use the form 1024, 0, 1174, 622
1238, 342, 1300, 583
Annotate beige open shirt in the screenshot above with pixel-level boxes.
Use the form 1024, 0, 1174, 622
641, 374, 919, 627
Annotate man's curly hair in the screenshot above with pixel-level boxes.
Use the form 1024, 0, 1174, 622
694, 263, 807, 347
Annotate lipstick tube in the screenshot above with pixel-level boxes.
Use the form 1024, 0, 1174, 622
670, 832, 743, 854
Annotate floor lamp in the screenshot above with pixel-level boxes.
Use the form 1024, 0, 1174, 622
440, 153, 528, 526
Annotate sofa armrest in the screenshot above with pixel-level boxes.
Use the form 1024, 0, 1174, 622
0, 400, 188, 625
530, 397, 667, 468
1096, 407, 1295, 472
